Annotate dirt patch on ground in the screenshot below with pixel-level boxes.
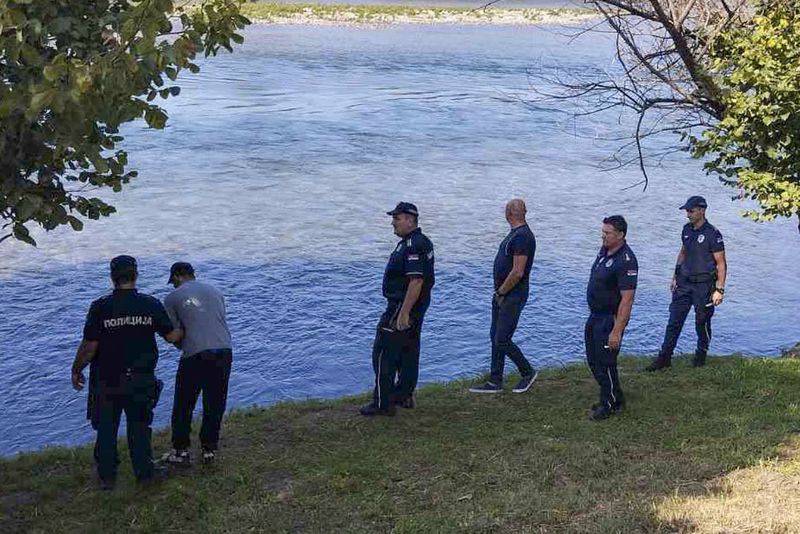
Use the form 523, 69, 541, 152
0, 490, 40, 512
0, 491, 40, 534
657, 439, 800, 533
294, 403, 361, 428
262, 471, 295, 501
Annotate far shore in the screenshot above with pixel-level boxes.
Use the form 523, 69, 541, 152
239, 3, 601, 26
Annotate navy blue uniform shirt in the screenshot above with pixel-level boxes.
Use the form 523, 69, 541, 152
680, 221, 724, 277
493, 224, 536, 297
382, 228, 435, 312
587, 243, 638, 314
83, 289, 174, 386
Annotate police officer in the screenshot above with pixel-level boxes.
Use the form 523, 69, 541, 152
360, 202, 435, 416
647, 196, 727, 370
470, 199, 538, 394
585, 216, 638, 420
70, 256, 182, 489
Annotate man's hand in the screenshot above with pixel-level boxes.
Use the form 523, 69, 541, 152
72, 370, 85, 391
493, 292, 505, 307
712, 289, 724, 306
607, 330, 622, 351
396, 311, 412, 331
670, 276, 677, 292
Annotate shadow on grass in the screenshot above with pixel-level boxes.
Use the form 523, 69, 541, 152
2, 356, 799, 533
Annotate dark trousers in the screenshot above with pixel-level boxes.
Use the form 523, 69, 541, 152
585, 313, 624, 409
489, 293, 533, 384
371, 304, 425, 410
659, 279, 715, 358
93, 375, 158, 482
171, 349, 233, 451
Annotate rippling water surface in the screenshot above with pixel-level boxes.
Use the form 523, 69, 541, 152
2, 24, 799, 456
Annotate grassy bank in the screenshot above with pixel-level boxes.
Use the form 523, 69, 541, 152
239, 3, 598, 25
3, 356, 800, 533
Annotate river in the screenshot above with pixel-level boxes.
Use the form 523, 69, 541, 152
1, 22, 798, 455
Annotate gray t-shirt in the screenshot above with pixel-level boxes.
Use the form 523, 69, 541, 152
164, 280, 232, 358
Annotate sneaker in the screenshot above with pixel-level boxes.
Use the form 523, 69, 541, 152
691, 352, 707, 367
590, 404, 612, 420
512, 372, 538, 394
359, 403, 396, 416
200, 447, 216, 464
468, 381, 503, 394
162, 448, 191, 467
645, 355, 671, 372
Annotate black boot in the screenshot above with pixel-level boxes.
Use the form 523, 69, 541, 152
691, 351, 707, 367
645, 354, 671, 372
359, 403, 396, 417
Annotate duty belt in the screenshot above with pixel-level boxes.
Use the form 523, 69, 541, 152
685, 272, 716, 283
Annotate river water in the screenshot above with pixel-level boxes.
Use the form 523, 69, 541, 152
2, 23, 798, 456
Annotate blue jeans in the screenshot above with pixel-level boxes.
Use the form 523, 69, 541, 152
489, 293, 533, 384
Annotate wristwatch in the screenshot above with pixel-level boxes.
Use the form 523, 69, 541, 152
714, 287, 725, 294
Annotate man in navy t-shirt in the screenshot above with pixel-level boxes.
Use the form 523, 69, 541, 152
361, 202, 435, 416
470, 199, 538, 394
647, 196, 727, 370
585, 215, 638, 419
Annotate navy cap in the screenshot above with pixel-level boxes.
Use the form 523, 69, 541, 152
168, 262, 195, 284
386, 202, 419, 217
679, 196, 708, 210
110, 255, 137, 277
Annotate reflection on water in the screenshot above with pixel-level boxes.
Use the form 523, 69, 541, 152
1, 24, 798, 455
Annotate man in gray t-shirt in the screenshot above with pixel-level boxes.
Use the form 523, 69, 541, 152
162, 262, 232, 465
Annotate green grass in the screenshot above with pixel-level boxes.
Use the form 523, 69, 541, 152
3, 356, 800, 533
238, 3, 596, 24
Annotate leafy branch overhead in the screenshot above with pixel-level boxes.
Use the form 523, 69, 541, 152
539, 0, 799, 227
0, 0, 250, 245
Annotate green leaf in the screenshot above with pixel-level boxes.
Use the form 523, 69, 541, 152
66, 216, 84, 231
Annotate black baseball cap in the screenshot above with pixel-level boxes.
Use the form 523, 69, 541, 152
679, 196, 708, 210
110, 255, 137, 277
386, 202, 419, 217
168, 261, 195, 284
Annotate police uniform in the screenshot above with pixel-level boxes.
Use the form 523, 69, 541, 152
84, 287, 174, 483
489, 223, 536, 384
585, 243, 638, 411
657, 220, 724, 363
371, 226, 435, 411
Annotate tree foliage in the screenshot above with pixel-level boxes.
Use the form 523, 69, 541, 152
0, 0, 250, 245
692, 3, 800, 222
544, 0, 799, 228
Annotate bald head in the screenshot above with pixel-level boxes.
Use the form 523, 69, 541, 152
505, 199, 527, 225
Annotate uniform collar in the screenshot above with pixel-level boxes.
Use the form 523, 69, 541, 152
400, 227, 421, 240
689, 220, 709, 232
602, 241, 627, 258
